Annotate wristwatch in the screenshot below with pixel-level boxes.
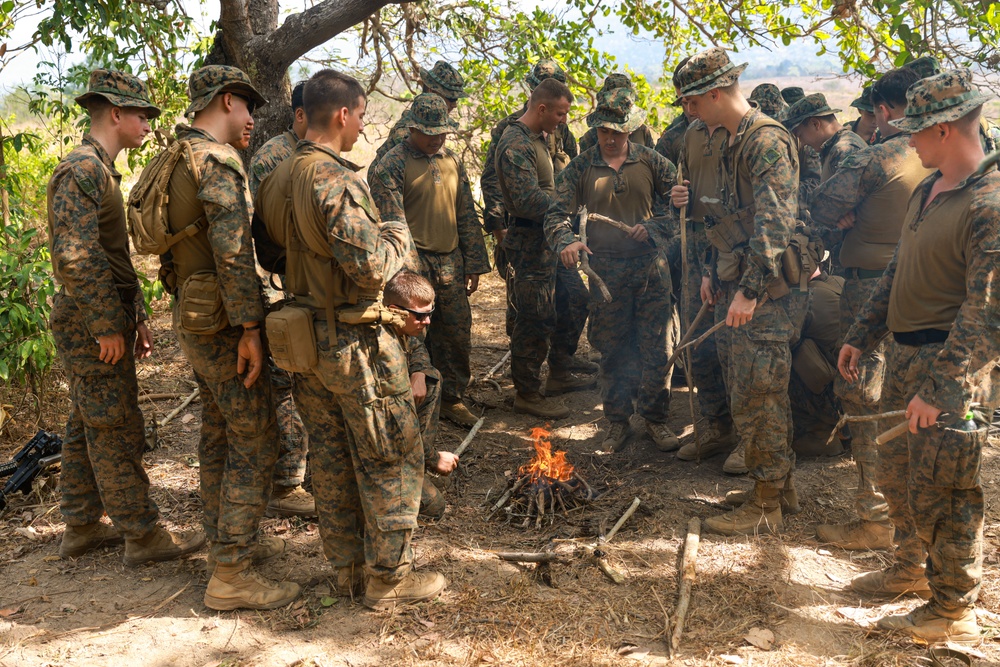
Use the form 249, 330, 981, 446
741, 287, 759, 301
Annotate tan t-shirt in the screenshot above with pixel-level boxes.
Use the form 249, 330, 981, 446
402, 152, 460, 254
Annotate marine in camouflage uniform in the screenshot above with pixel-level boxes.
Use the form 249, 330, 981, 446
677, 49, 802, 535
810, 68, 933, 551
369, 93, 491, 427
752, 84, 821, 214
847, 85, 878, 145
578, 73, 656, 153
48, 70, 205, 564
370, 61, 467, 175
841, 70, 999, 642
546, 88, 678, 452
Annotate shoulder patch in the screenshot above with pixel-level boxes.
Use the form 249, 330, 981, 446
345, 180, 378, 221
763, 148, 781, 166
75, 173, 99, 200
225, 156, 244, 174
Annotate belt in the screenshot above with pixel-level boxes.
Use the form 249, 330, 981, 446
511, 216, 542, 228
843, 267, 885, 280
893, 329, 950, 346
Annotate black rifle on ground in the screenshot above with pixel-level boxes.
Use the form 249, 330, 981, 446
0, 429, 62, 514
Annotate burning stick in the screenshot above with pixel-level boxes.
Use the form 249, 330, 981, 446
578, 206, 612, 303
824, 410, 907, 448
453, 416, 485, 458
669, 518, 701, 655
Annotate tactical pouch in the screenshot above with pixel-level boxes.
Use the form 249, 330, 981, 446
792, 338, 836, 394
716, 249, 745, 282
266, 304, 318, 373
781, 231, 823, 291
178, 271, 229, 335
337, 302, 406, 329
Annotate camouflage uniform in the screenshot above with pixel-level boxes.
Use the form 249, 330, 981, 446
399, 333, 446, 516
249, 130, 296, 197
165, 67, 277, 566
369, 95, 491, 406
844, 71, 999, 620
47, 71, 162, 540
848, 85, 877, 145
654, 112, 690, 165
811, 133, 932, 525
279, 140, 421, 582
546, 88, 677, 426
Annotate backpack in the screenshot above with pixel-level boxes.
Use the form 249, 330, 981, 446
127, 130, 207, 255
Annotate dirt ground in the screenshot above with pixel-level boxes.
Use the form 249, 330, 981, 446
2, 270, 1000, 667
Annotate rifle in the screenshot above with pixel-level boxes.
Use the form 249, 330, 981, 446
0, 429, 62, 514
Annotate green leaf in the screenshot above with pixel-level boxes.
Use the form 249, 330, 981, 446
320, 596, 336, 607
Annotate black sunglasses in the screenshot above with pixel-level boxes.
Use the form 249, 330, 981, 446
231, 92, 256, 116
401, 306, 434, 321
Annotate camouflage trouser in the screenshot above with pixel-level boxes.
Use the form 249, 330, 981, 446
172, 306, 279, 565
418, 375, 442, 465
834, 275, 889, 522
418, 248, 472, 404
52, 292, 158, 540
271, 366, 308, 488
294, 321, 423, 582
715, 283, 802, 483
880, 339, 984, 612
589, 254, 673, 423
503, 226, 588, 394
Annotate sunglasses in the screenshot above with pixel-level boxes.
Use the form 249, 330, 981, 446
401, 306, 434, 322
231, 92, 256, 116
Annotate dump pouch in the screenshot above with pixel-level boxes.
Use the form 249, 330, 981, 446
178, 270, 229, 335
265, 304, 318, 373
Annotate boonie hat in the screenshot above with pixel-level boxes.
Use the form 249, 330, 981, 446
586, 87, 646, 134
419, 61, 467, 101
749, 83, 787, 119
406, 93, 459, 135
600, 73, 634, 93
675, 47, 747, 97
783, 93, 841, 131
525, 59, 567, 90
75, 69, 161, 119
904, 56, 943, 80
890, 68, 996, 133
850, 85, 875, 113
186, 65, 267, 116
781, 86, 805, 104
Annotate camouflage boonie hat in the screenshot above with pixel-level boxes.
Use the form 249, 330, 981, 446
890, 68, 996, 133
749, 83, 787, 119
850, 85, 875, 113
406, 93, 459, 135
904, 56, 942, 80
600, 73, 634, 93
419, 61, 467, 101
75, 69, 161, 119
586, 88, 646, 134
783, 93, 841, 131
675, 47, 747, 97
186, 65, 267, 116
781, 86, 805, 104
525, 59, 567, 90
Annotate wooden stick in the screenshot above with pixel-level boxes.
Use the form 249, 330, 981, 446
488, 475, 530, 517
587, 212, 634, 235
579, 206, 612, 303
876, 421, 910, 446
670, 517, 701, 654
675, 165, 701, 453
453, 417, 485, 457
138, 392, 186, 402
596, 556, 626, 584
824, 409, 907, 448
157, 388, 200, 428
603, 497, 641, 543
494, 551, 569, 563
666, 320, 725, 370
484, 351, 511, 379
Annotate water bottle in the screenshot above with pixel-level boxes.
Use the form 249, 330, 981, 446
959, 411, 978, 432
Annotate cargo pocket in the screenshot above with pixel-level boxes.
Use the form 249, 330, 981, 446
745, 337, 791, 397
355, 397, 404, 464
932, 426, 984, 490
375, 513, 418, 533
76, 370, 128, 429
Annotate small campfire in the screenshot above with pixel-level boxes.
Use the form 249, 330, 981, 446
489, 427, 596, 528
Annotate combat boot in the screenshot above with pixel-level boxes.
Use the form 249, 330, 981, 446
816, 519, 893, 550
544, 370, 597, 395
705, 481, 782, 536
364, 569, 447, 610
567, 356, 600, 374
722, 442, 748, 475
850, 563, 931, 598
602, 421, 634, 452
676, 420, 736, 461
724, 476, 801, 514
876, 602, 979, 643
206, 535, 286, 572
59, 522, 125, 558
204, 560, 301, 611
334, 564, 367, 599
440, 401, 479, 427
266, 485, 316, 518
419, 477, 446, 519
646, 420, 680, 452
514, 392, 570, 419
124, 525, 205, 566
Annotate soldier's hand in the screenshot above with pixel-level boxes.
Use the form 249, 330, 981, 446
837, 344, 862, 383
671, 180, 690, 208
560, 241, 590, 269
410, 372, 427, 405
466, 274, 481, 296
493, 229, 507, 244
435, 451, 459, 475
836, 211, 856, 230
906, 395, 942, 434
97, 333, 126, 365
135, 322, 154, 360
628, 224, 649, 243
237, 327, 263, 388
726, 290, 756, 327
700, 276, 717, 305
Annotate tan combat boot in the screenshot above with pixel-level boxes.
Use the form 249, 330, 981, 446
877, 603, 979, 643
567, 356, 600, 374
724, 476, 801, 514
646, 420, 680, 452
59, 522, 125, 558
816, 519, 893, 550
266, 485, 316, 518
364, 569, 446, 610
676, 420, 736, 461
544, 370, 597, 395
204, 560, 301, 611
705, 481, 783, 535
722, 442, 748, 475
124, 525, 205, 566
602, 421, 634, 452
440, 401, 479, 427
849, 563, 931, 598
206, 535, 285, 572
419, 477, 446, 519
513, 392, 570, 419
334, 564, 367, 599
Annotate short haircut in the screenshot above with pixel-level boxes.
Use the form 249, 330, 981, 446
872, 67, 920, 110
303, 69, 365, 129
84, 96, 114, 119
671, 57, 691, 89
291, 81, 306, 111
951, 105, 982, 136
529, 78, 573, 109
384, 270, 435, 307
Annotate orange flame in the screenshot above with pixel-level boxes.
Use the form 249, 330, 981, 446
520, 426, 575, 482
